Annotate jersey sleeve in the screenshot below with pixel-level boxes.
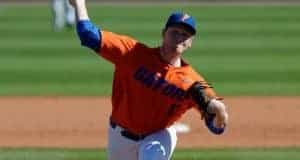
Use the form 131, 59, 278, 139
185, 69, 223, 111
98, 31, 138, 65
192, 69, 221, 99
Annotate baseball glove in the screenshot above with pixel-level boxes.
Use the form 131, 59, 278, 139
189, 81, 226, 135
203, 112, 225, 135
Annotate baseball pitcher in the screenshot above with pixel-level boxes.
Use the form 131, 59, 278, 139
69, 0, 228, 160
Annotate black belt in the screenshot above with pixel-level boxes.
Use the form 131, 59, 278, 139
110, 120, 148, 141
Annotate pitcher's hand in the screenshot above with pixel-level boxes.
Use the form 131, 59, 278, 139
207, 99, 228, 128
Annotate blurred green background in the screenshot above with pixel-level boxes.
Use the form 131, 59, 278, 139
0, 147, 300, 160
1, 4, 300, 96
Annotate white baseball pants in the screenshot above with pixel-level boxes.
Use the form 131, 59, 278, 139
107, 122, 177, 160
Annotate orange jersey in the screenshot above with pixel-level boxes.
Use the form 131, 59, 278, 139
99, 31, 218, 135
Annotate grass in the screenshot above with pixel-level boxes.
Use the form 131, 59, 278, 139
0, 4, 299, 159
0, 147, 299, 160
1, 4, 300, 96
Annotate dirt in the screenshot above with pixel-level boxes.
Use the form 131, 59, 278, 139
0, 96, 299, 148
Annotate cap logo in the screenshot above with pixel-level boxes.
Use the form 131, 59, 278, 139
180, 14, 190, 21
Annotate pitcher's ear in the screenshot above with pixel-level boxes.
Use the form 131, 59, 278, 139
188, 40, 193, 48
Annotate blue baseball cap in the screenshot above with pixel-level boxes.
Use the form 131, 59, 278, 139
165, 12, 196, 35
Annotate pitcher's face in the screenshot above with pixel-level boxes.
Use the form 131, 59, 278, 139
162, 24, 194, 55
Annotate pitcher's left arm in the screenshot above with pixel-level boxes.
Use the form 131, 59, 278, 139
188, 81, 228, 135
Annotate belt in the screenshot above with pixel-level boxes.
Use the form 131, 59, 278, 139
110, 120, 148, 141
